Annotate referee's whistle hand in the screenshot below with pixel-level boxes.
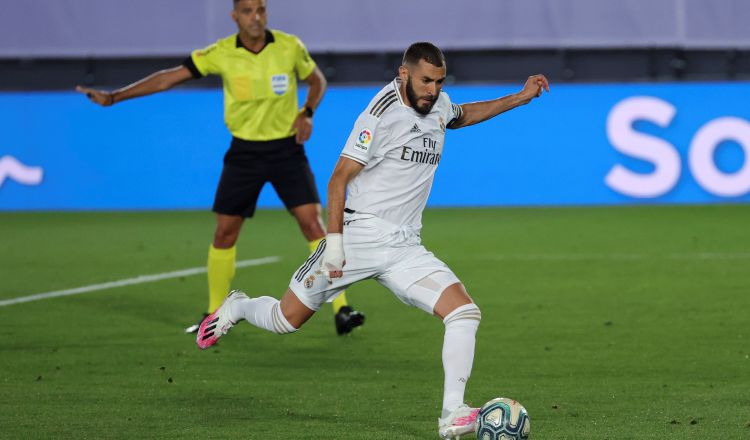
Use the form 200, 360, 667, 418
76, 86, 114, 107
293, 113, 313, 144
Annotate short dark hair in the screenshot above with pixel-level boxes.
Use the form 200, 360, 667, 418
402, 42, 446, 68
233, 0, 266, 7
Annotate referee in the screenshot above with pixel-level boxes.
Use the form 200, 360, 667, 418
76, 0, 365, 335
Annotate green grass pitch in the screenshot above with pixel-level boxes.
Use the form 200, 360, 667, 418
1, 206, 749, 439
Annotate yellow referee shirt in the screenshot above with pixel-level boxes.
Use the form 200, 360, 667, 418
185, 29, 316, 142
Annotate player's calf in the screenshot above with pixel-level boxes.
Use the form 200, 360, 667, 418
440, 303, 481, 433
228, 293, 299, 335
196, 290, 300, 350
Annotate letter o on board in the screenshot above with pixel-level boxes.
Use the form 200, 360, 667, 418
689, 117, 750, 197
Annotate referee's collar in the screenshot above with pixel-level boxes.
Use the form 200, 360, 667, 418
236, 30, 275, 54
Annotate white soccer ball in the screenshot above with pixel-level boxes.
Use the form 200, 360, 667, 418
475, 397, 531, 440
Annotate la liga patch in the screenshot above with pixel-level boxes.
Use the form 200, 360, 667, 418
354, 128, 372, 151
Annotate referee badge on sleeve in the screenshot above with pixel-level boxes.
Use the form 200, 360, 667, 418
271, 74, 289, 95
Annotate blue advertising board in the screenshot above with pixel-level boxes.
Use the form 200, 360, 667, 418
1, 82, 749, 211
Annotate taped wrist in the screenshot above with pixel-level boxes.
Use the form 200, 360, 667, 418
322, 233, 344, 266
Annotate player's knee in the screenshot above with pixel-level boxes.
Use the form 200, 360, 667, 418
291, 207, 324, 239
272, 324, 298, 335
442, 303, 481, 328
297, 218, 325, 241
213, 227, 240, 248
271, 302, 299, 335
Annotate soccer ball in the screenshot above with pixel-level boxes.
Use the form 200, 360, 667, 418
475, 397, 531, 440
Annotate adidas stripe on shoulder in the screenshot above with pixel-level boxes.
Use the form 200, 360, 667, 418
369, 90, 397, 118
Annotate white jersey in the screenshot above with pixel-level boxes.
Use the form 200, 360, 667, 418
341, 79, 463, 230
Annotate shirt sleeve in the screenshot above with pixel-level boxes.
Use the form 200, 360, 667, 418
182, 56, 202, 78
340, 112, 385, 165
446, 101, 464, 129
189, 42, 221, 77
293, 37, 317, 80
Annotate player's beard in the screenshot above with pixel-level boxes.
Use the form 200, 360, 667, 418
406, 76, 438, 115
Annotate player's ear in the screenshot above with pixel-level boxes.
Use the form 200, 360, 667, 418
230, 9, 238, 23
398, 65, 409, 82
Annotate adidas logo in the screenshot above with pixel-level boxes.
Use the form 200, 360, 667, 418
410, 123, 422, 133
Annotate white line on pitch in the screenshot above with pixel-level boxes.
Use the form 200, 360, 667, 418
0, 256, 281, 308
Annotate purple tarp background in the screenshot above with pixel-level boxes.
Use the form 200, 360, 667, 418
2, 0, 750, 58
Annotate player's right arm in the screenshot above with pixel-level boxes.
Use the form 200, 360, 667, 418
75, 65, 194, 107
321, 156, 364, 281
327, 156, 365, 234
321, 92, 388, 281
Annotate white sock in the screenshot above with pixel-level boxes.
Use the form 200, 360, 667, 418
230, 296, 297, 335
441, 303, 481, 416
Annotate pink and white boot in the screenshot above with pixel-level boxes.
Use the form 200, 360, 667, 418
438, 404, 480, 439
196, 290, 247, 349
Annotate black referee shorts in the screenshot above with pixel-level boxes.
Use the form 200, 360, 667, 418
213, 136, 320, 218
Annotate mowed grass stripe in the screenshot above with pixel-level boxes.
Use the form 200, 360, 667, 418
1, 206, 748, 439
457, 252, 750, 261
0, 256, 281, 307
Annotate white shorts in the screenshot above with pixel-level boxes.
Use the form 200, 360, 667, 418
289, 213, 461, 314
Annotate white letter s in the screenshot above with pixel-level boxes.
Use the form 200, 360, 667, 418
605, 97, 681, 198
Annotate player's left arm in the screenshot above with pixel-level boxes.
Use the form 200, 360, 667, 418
448, 74, 550, 129
293, 66, 328, 144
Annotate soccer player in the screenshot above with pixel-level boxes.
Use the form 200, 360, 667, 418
75, 0, 364, 335
196, 42, 549, 438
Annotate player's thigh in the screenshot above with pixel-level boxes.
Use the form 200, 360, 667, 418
268, 146, 320, 209
376, 246, 463, 315
288, 237, 380, 311
213, 162, 268, 218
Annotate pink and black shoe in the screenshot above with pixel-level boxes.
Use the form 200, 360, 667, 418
196, 290, 247, 350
